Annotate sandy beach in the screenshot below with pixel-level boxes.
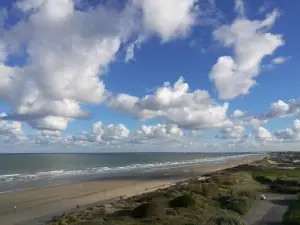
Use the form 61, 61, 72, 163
0, 155, 264, 225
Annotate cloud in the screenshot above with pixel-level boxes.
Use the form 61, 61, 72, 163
263, 56, 290, 69
274, 119, 300, 142
125, 36, 144, 62
234, 0, 245, 16
266, 99, 300, 119
0, 0, 135, 130
132, 0, 198, 42
0, 115, 26, 144
28, 116, 70, 131
34, 129, 66, 145
210, 10, 284, 99
231, 109, 246, 118
248, 117, 267, 128
255, 126, 273, 141
137, 124, 182, 138
272, 56, 286, 64
92, 121, 130, 142
216, 125, 245, 139
67, 122, 185, 147
0, 0, 217, 132
109, 77, 229, 130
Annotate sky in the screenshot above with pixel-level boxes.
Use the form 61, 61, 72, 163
0, 0, 300, 153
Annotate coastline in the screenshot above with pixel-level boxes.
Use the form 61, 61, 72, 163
0, 155, 265, 225
0, 153, 259, 194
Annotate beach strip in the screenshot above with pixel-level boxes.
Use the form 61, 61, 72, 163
0, 155, 264, 225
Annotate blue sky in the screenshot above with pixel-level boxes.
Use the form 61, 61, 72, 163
0, 0, 299, 152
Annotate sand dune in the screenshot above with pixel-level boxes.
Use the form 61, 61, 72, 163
0, 155, 264, 225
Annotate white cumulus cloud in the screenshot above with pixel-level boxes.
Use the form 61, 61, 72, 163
109, 77, 229, 130
272, 56, 286, 64
216, 125, 245, 139
255, 126, 273, 141
210, 10, 284, 99
92, 121, 130, 142
231, 109, 246, 118
133, 0, 198, 42
266, 99, 300, 118
0, 0, 215, 132
274, 119, 300, 142
0, 116, 26, 144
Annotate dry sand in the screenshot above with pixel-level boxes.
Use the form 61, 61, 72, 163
0, 155, 264, 225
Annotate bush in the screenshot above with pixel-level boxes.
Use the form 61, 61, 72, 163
275, 178, 300, 186
132, 201, 164, 218
165, 208, 179, 216
58, 220, 68, 225
202, 183, 219, 198
169, 194, 195, 208
270, 184, 300, 194
282, 201, 300, 225
226, 196, 251, 215
213, 214, 247, 225
212, 175, 229, 185
236, 190, 257, 200
254, 175, 273, 184
110, 209, 132, 217
66, 215, 77, 223
187, 183, 202, 194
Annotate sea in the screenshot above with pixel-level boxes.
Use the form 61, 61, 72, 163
0, 152, 263, 193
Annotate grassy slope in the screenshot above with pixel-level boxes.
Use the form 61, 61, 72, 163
48, 161, 268, 225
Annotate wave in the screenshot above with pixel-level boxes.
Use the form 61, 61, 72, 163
0, 154, 257, 183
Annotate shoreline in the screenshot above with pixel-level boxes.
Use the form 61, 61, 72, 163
0, 155, 265, 225
0, 153, 264, 195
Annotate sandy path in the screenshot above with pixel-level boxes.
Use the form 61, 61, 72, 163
0, 155, 264, 225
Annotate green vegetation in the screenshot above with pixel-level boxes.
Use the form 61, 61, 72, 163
212, 214, 247, 225
225, 196, 252, 215
252, 168, 300, 180
252, 168, 300, 194
49, 155, 300, 225
282, 201, 300, 225
168, 193, 195, 208
47, 162, 265, 225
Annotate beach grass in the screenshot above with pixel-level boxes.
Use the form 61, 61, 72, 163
282, 200, 300, 225
252, 167, 300, 194
47, 160, 267, 225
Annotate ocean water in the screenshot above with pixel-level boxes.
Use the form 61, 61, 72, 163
0, 152, 260, 193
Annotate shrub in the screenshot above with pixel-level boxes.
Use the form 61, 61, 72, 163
132, 201, 164, 218
202, 183, 219, 198
66, 215, 77, 223
212, 175, 228, 185
110, 209, 132, 217
169, 194, 195, 208
275, 178, 299, 186
254, 175, 273, 184
226, 196, 251, 215
236, 190, 257, 200
58, 220, 68, 225
213, 214, 247, 225
165, 208, 179, 216
270, 184, 300, 194
187, 183, 202, 194
282, 201, 300, 225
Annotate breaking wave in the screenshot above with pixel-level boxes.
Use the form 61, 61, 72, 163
0, 154, 254, 183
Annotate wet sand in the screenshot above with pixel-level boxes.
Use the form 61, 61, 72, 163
0, 155, 264, 225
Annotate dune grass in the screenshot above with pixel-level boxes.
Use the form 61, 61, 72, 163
252, 168, 300, 194
47, 162, 266, 225
282, 200, 300, 225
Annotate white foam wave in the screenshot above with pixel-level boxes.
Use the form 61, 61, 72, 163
0, 154, 258, 183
